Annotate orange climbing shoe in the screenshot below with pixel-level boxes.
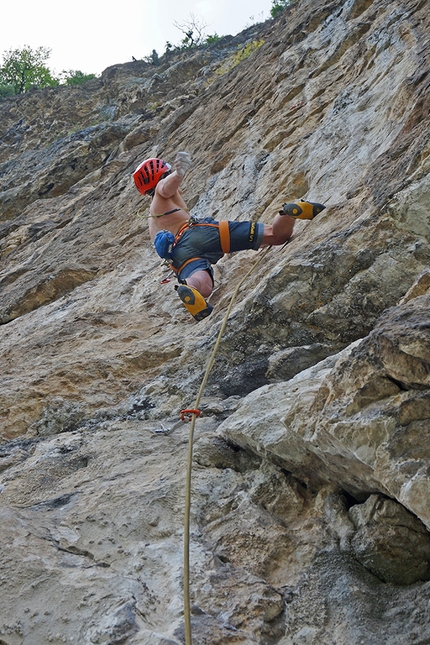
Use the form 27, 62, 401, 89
175, 285, 213, 321
279, 201, 326, 220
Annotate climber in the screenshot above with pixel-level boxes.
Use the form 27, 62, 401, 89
133, 152, 326, 321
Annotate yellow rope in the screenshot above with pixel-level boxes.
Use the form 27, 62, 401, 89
183, 245, 272, 645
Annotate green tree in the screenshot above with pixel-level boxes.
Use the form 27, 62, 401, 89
0, 45, 58, 94
270, 0, 297, 18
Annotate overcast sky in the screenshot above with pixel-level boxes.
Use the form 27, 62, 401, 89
1, 0, 274, 76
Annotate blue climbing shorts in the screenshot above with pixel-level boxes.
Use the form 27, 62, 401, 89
171, 217, 265, 283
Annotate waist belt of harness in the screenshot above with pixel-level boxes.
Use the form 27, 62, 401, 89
170, 219, 231, 275
173, 220, 231, 253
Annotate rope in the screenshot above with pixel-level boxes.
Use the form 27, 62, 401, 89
183, 245, 272, 645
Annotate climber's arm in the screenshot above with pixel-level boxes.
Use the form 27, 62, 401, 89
156, 152, 192, 199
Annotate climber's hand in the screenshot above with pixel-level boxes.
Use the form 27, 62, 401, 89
174, 151, 192, 177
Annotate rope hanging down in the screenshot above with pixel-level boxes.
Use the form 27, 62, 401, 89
182, 245, 272, 645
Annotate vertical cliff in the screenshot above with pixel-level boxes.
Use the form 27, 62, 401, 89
0, 0, 429, 643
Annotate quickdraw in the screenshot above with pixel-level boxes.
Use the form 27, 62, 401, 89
180, 409, 201, 422
289, 100, 304, 111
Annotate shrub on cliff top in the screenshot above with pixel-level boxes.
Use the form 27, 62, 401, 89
61, 70, 97, 86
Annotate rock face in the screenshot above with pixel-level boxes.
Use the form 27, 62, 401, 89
0, 0, 429, 643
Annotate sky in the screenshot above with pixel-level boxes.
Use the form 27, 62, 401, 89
1, 0, 274, 77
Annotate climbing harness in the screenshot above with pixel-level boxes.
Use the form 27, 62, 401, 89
153, 215, 228, 265
182, 244, 272, 645
167, 217, 231, 276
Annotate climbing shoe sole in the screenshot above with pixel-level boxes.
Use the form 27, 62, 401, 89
280, 201, 326, 220
176, 285, 214, 321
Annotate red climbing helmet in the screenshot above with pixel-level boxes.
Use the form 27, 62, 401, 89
133, 157, 171, 195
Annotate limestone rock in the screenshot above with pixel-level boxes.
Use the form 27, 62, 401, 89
349, 494, 430, 585
221, 294, 430, 528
